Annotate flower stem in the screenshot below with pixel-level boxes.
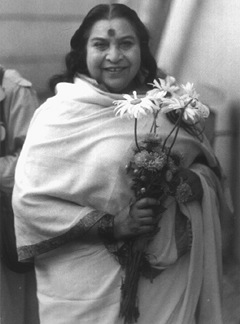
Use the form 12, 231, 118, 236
150, 111, 159, 134
167, 109, 184, 156
162, 99, 193, 153
162, 115, 180, 151
134, 118, 141, 152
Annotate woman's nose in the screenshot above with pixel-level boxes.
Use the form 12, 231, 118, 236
106, 45, 122, 62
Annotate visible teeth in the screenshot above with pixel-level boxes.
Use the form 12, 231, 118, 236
107, 68, 122, 72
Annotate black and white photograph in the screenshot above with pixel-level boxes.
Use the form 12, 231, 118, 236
0, 1, 240, 323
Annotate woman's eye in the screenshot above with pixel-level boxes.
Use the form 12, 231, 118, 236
120, 41, 133, 50
93, 42, 108, 51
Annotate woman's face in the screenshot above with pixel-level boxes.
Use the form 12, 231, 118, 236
86, 18, 141, 93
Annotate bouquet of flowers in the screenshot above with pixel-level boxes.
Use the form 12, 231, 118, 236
113, 76, 210, 324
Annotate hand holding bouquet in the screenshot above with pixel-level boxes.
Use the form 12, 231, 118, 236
113, 76, 209, 324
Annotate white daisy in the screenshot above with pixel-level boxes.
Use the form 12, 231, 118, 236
180, 83, 210, 122
181, 82, 199, 100
182, 99, 210, 123
159, 96, 209, 124
149, 76, 179, 96
183, 106, 200, 123
160, 97, 186, 114
113, 91, 159, 119
146, 87, 166, 105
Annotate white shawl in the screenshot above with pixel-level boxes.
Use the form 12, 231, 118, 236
13, 77, 223, 323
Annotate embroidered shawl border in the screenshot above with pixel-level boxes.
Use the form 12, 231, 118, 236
17, 209, 106, 261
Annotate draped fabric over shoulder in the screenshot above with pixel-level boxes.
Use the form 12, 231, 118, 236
13, 76, 224, 324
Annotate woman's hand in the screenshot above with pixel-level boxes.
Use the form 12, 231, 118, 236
114, 198, 161, 240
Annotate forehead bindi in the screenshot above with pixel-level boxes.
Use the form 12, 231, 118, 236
108, 28, 115, 37
89, 18, 137, 40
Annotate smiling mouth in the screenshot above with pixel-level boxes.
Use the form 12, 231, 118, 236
104, 67, 126, 73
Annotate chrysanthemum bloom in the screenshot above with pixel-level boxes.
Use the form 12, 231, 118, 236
134, 150, 151, 167
134, 150, 167, 171
175, 179, 193, 203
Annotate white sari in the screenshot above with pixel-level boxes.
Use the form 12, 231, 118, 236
13, 76, 224, 324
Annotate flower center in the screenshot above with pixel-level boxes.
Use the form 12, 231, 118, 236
130, 99, 142, 105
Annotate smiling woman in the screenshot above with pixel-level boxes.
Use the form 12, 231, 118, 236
86, 18, 141, 93
48, 3, 158, 94
12, 3, 227, 324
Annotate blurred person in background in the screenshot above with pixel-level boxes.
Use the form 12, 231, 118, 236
0, 65, 39, 324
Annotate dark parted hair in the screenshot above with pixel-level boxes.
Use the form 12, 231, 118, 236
49, 3, 162, 93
